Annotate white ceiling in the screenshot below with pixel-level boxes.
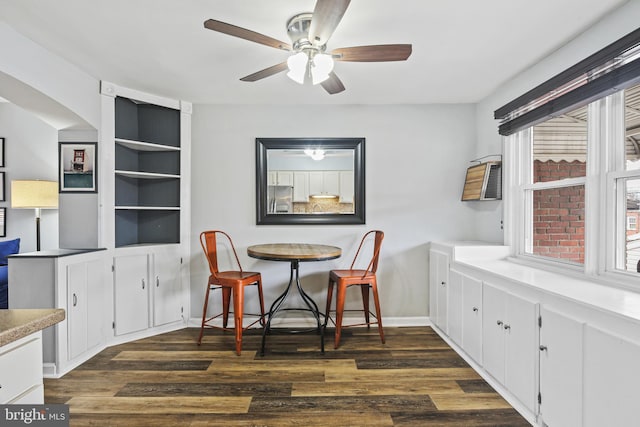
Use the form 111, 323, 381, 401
0, 0, 629, 105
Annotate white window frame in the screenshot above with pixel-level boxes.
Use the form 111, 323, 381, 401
628, 216, 638, 231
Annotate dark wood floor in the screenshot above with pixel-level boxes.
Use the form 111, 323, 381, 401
44, 326, 530, 426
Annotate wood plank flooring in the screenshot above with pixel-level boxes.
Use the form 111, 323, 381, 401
44, 327, 531, 426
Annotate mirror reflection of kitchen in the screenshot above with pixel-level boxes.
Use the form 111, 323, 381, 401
267, 148, 355, 214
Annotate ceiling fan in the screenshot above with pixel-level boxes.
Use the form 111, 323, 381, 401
203, 0, 412, 94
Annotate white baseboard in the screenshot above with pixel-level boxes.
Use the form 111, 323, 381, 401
188, 316, 430, 328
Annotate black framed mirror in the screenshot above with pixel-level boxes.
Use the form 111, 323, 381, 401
256, 137, 365, 225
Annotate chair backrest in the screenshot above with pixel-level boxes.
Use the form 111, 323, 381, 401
200, 230, 243, 278
350, 230, 384, 275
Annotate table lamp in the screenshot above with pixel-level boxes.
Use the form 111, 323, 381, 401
11, 180, 59, 251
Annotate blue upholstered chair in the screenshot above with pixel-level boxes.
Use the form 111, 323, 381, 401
0, 238, 20, 309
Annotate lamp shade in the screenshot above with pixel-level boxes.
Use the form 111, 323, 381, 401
11, 180, 59, 209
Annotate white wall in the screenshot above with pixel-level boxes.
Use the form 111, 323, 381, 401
0, 103, 59, 252
474, 0, 640, 244
190, 104, 478, 322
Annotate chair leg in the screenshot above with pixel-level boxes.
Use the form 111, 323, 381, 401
334, 282, 347, 349
370, 279, 385, 344
324, 279, 335, 328
197, 285, 212, 345
221, 287, 231, 328
256, 279, 266, 327
232, 285, 244, 356
361, 284, 371, 328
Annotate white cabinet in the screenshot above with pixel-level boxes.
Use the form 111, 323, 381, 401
67, 259, 105, 360
8, 249, 107, 377
447, 269, 463, 345
482, 282, 538, 413
114, 254, 149, 336
429, 249, 449, 332
309, 171, 339, 196
0, 332, 43, 404
293, 171, 309, 202
460, 272, 482, 362
583, 326, 640, 426
339, 170, 354, 203
114, 247, 185, 336
152, 250, 183, 327
539, 306, 584, 427
268, 171, 293, 186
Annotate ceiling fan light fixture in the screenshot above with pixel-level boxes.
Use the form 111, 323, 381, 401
287, 51, 308, 84
310, 53, 334, 85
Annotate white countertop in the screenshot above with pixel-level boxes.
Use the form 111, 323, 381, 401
443, 243, 640, 324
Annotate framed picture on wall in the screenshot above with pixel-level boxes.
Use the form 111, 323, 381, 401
0, 172, 5, 202
0, 138, 5, 167
0, 208, 6, 238
59, 142, 97, 193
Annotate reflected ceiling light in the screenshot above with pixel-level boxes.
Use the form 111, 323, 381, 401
304, 149, 325, 160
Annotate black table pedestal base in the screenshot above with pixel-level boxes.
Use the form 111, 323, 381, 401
260, 260, 325, 356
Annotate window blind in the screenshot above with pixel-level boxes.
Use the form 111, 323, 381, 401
495, 27, 640, 136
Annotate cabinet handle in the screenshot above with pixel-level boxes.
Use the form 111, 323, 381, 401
472, 307, 479, 312
504, 324, 511, 330
539, 345, 548, 352
496, 320, 503, 326
156, 276, 160, 287
73, 293, 77, 307
441, 281, 446, 286
142, 279, 145, 289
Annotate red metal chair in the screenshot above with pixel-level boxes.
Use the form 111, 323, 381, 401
324, 230, 385, 349
197, 230, 265, 355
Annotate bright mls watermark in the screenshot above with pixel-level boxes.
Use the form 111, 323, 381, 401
1, 405, 69, 426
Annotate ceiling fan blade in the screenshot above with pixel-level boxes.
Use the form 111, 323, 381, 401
321, 72, 346, 95
308, 0, 351, 46
240, 62, 289, 82
331, 44, 412, 62
204, 19, 291, 51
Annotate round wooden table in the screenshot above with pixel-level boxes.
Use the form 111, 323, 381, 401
247, 243, 342, 355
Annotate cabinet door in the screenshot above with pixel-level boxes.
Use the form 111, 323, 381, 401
504, 292, 537, 413
482, 282, 506, 383
86, 259, 105, 350
277, 171, 293, 186
67, 263, 88, 360
447, 270, 463, 345
583, 326, 640, 427
429, 250, 449, 331
152, 252, 183, 327
114, 254, 149, 336
461, 274, 482, 362
539, 306, 583, 427
293, 172, 309, 202
308, 171, 323, 195
268, 171, 277, 186
323, 171, 339, 194
339, 171, 354, 203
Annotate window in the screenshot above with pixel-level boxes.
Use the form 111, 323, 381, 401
505, 82, 640, 281
498, 28, 640, 284
614, 85, 640, 273
524, 106, 587, 264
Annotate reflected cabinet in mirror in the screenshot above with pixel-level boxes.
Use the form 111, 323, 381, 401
256, 137, 365, 225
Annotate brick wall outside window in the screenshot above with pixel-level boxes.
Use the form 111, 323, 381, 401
532, 160, 585, 263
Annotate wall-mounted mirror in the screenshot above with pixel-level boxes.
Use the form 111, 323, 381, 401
256, 137, 365, 225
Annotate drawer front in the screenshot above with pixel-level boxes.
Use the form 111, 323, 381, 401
0, 334, 43, 403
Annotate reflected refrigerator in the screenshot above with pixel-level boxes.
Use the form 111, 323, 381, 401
267, 185, 293, 213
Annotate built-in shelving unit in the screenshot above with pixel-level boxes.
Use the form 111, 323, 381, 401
114, 96, 181, 247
